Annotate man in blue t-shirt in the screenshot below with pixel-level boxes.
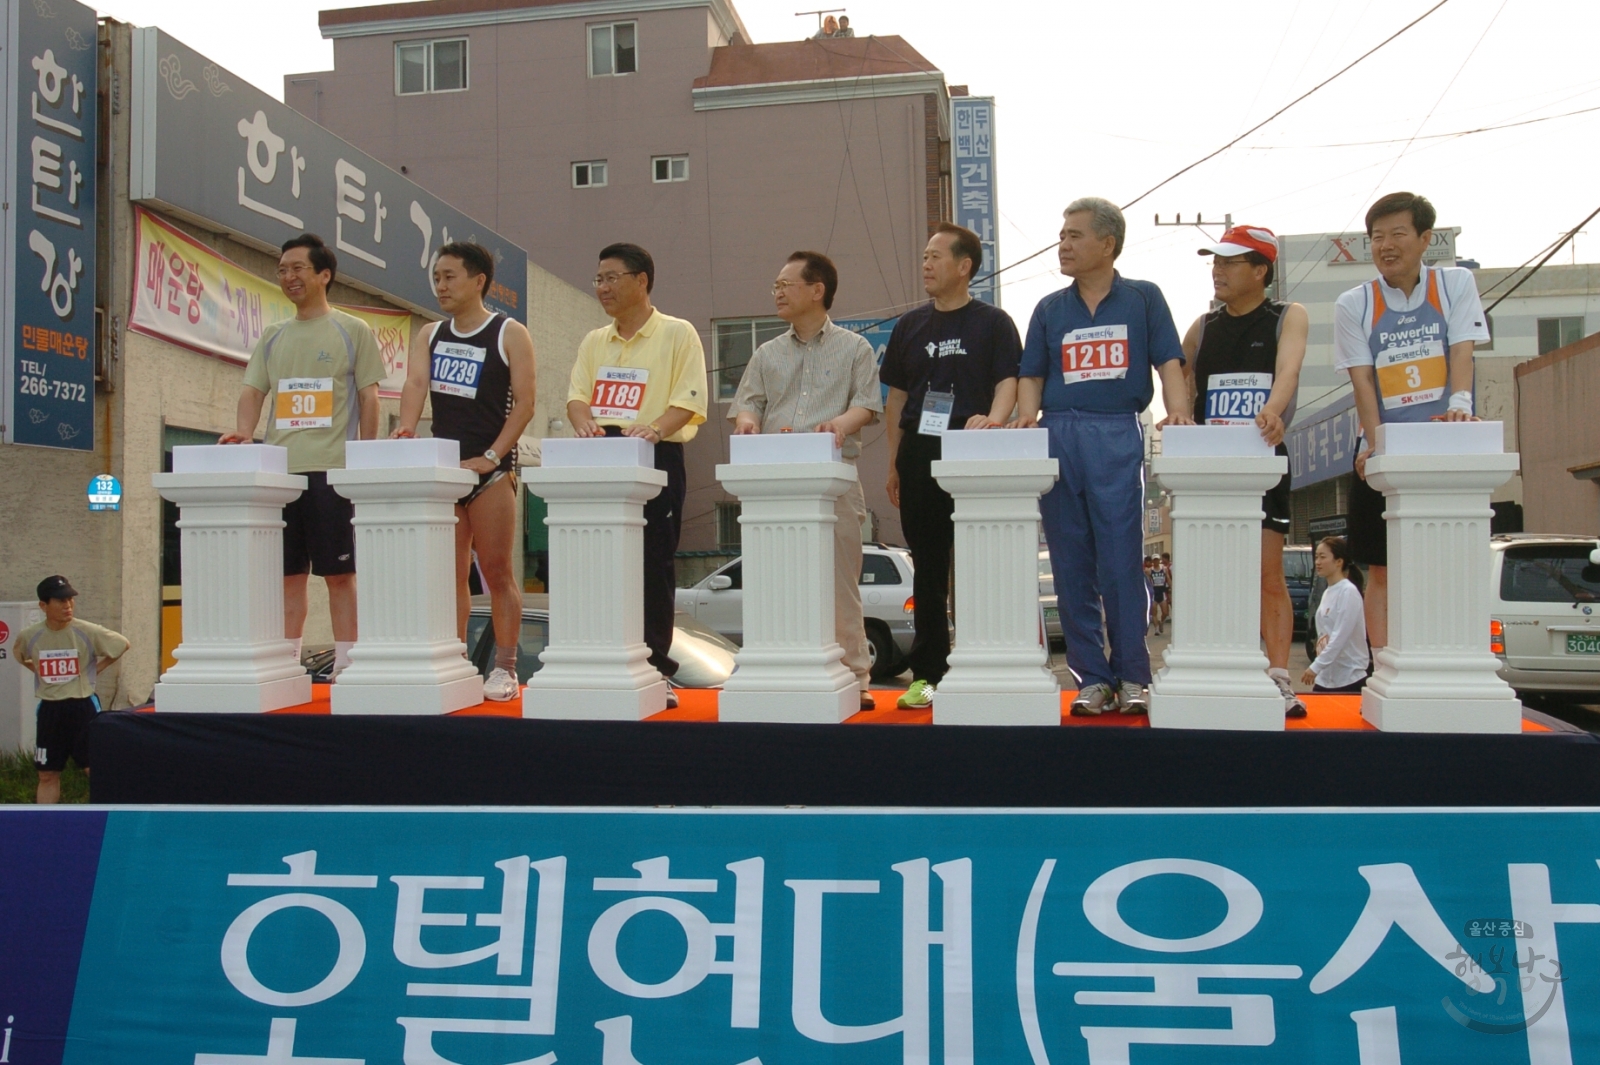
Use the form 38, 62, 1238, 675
1013, 197, 1192, 715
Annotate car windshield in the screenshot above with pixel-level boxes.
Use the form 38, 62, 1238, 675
1283, 549, 1314, 580
1500, 545, 1600, 604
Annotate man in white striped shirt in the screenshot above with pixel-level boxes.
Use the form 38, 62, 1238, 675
730, 251, 883, 708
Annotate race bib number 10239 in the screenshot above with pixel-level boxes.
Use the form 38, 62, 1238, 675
1061, 324, 1130, 385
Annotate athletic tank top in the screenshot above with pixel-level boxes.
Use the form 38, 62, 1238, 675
1363, 269, 1451, 423
428, 313, 514, 472
1191, 299, 1295, 428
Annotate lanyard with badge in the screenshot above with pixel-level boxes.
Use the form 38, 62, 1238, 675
591, 366, 650, 421
38, 647, 80, 684
917, 333, 959, 436
275, 377, 334, 430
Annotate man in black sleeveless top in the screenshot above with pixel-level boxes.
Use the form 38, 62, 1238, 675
395, 242, 537, 701
1177, 225, 1310, 717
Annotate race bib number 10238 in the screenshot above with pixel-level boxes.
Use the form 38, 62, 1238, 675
1061, 324, 1130, 385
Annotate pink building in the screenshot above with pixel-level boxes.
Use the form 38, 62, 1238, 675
287, 0, 957, 550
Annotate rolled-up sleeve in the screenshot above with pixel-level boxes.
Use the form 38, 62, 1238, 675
848, 335, 883, 417
729, 349, 768, 423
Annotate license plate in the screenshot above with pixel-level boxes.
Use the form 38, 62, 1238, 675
1567, 633, 1600, 655
1044, 608, 1058, 620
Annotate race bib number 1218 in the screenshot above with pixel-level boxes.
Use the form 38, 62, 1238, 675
1061, 325, 1130, 385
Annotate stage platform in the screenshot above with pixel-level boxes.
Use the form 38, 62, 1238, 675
88, 685, 1600, 807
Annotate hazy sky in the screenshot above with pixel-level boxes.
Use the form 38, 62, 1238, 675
98, 0, 1598, 394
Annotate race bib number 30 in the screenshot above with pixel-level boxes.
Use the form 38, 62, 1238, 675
431, 342, 488, 400
274, 377, 334, 430
1375, 339, 1448, 411
38, 648, 80, 685
591, 366, 649, 421
1206, 372, 1272, 425
1061, 325, 1130, 385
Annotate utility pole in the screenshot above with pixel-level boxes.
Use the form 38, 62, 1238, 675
1153, 213, 1233, 235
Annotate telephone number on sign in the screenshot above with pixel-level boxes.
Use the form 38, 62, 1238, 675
19, 375, 87, 402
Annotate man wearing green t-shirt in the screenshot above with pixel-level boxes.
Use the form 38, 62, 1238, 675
221, 234, 385, 677
14, 575, 129, 803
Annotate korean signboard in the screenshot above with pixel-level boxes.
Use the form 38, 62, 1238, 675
128, 208, 413, 395
1, 0, 99, 451
951, 96, 999, 306
1290, 392, 1362, 490
8, 806, 1600, 1064
128, 29, 526, 325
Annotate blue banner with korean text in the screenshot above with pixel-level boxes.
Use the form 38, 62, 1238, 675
951, 97, 999, 307
5, 807, 1600, 1064
1290, 392, 1362, 490
4, 0, 98, 451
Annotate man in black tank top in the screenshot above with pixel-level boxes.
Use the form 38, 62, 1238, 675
1175, 226, 1311, 718
395, 242, 537, 702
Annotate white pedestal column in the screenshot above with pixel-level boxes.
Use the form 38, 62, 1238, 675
929, 428, 1060, 725
327, 439, 483, 715
523, 437, 669, 721
1150, 426, 1288, 731
1361, 422, 1522, 733
152, 445, 311, 713
717, 433, 859, 724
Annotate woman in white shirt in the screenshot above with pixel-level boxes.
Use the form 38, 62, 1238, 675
1301, 536, 1371, 694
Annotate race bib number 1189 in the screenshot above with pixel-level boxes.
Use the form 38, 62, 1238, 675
1061, 325, 1130, 385
591, 366, 649, 421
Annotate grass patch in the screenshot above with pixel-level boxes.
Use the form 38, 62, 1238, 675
0, 748, 90, 803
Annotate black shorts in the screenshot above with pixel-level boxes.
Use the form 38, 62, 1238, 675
35, 695, 99, 772
284, 470, 357, 577
1150, 587, 1168, 603
1347, 450, 1388, 567
1262, 445, 1291, 534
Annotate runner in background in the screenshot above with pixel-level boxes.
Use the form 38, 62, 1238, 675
1148, 556, 1169, 636
1182, 225, 1310, 718
1335, 192, 1489, 659
13, 576, 128, 804
395, 241, 536, 701
567, 243, 708, 707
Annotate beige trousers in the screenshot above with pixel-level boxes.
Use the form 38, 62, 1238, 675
833, 478, 871, 692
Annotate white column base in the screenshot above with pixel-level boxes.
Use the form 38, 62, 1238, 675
720, 687, 856, 724
523, 681, 670, 721
934, 692, 1060, 726
333, 676, 487, 716
1150, 694, 1285, 731
154, 673, 312, 714
332, 640, 485, 715
718, 646, 859, 724
1361, 692, 1522, 734
1360, 649, 1522, 733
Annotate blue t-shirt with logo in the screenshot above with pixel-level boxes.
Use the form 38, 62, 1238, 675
1020, 273, 1184, 413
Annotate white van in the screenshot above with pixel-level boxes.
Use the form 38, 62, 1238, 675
1492, 534, 1600, 698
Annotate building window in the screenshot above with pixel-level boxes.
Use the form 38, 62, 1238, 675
652, 155, 689, 183
716, 502, 742, 549
589, 22, 637, 77
572, 161, 608, 188
713, 317, 787, 400
1537, 315, 1586, 355
396, 38, 468, 95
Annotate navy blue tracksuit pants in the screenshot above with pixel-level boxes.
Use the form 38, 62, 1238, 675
1039, 409, 1151, 689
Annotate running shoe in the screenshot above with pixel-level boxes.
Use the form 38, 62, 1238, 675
1117, 680, 1149, 715
665, 688, 680, 709
897, 679, 935, 709
1269, 669, 1307, 719
483, 667, 519, 702
1070, 682, 1116, 716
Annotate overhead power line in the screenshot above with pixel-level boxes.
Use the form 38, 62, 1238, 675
1243, 102, 1600, 149
1485, 204, 1600, 314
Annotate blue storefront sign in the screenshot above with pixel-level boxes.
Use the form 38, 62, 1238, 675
1290, 392, 1362, 490
836, 316, 900, 401
8, 806, 1600, 1064
86, 474, 122, 511
2, 0, 99, 451
951, 97, 999, 307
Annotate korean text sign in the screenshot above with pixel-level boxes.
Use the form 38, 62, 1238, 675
951, 97, 998, 307
1289, 393, 1362, 490
3, 0, 98, 451
127, 29, 526, 324
7, 807, 1600, 1064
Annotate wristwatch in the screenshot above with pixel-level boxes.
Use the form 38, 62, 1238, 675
483, 448, 499, 464
648, 423, 664, 440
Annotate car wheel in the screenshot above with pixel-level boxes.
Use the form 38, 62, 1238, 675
866, 622, 900, 682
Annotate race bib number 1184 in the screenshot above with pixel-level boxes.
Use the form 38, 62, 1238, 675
1061, 324, 1130, 385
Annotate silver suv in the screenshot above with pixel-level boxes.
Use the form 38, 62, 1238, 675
676, 544, 917, 681
1491, 533, 1600, 698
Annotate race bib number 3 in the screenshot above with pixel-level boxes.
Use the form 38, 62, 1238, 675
1061, 325, 1130, 385
591, 366, 649, 421
1205, 372, 1272, 426
38, 648, 80, 685
1375, 339, 1448, 411
431, 342, 488, 399
274, 378, 334, 430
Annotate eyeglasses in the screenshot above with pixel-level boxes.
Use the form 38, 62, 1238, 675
276, 263, 316, 279
592, 271, 640, 288
1211, 255, 1254, 268
771, 279, 817, 294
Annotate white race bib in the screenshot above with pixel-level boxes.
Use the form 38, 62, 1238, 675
431, 342, 487, 400
275, 377, 334, 430
38, 648, 80, 685
591, 366, 649, 421
1060, 325, 1130, 384
1205, 372, 1272, 426
1375, 338, 1447, 411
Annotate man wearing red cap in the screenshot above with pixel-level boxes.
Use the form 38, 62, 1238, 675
1179, 225, 1310, 717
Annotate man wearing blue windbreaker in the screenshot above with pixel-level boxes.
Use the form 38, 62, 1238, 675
1013, 198, 1192, 715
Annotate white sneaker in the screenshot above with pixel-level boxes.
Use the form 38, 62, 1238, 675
1269, 669, 1307, 719
483, 667, 519, 702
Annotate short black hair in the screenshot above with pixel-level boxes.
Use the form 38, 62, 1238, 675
1365, 192, 1436, 238
437, 240, 495, 296
1246, 250, 1275, 288
935, 222, 983, 276
280, 233, 337, 283
787, 250, 838, 310
598, 242, 655, 293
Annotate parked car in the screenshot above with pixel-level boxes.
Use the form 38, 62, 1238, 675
1490, 534, 1600, 700
304, 595, 739, 689
677, 544, 917, 681
1283, 544, 1314, 633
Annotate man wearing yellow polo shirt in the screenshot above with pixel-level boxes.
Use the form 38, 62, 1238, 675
567, 243, 708, 698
